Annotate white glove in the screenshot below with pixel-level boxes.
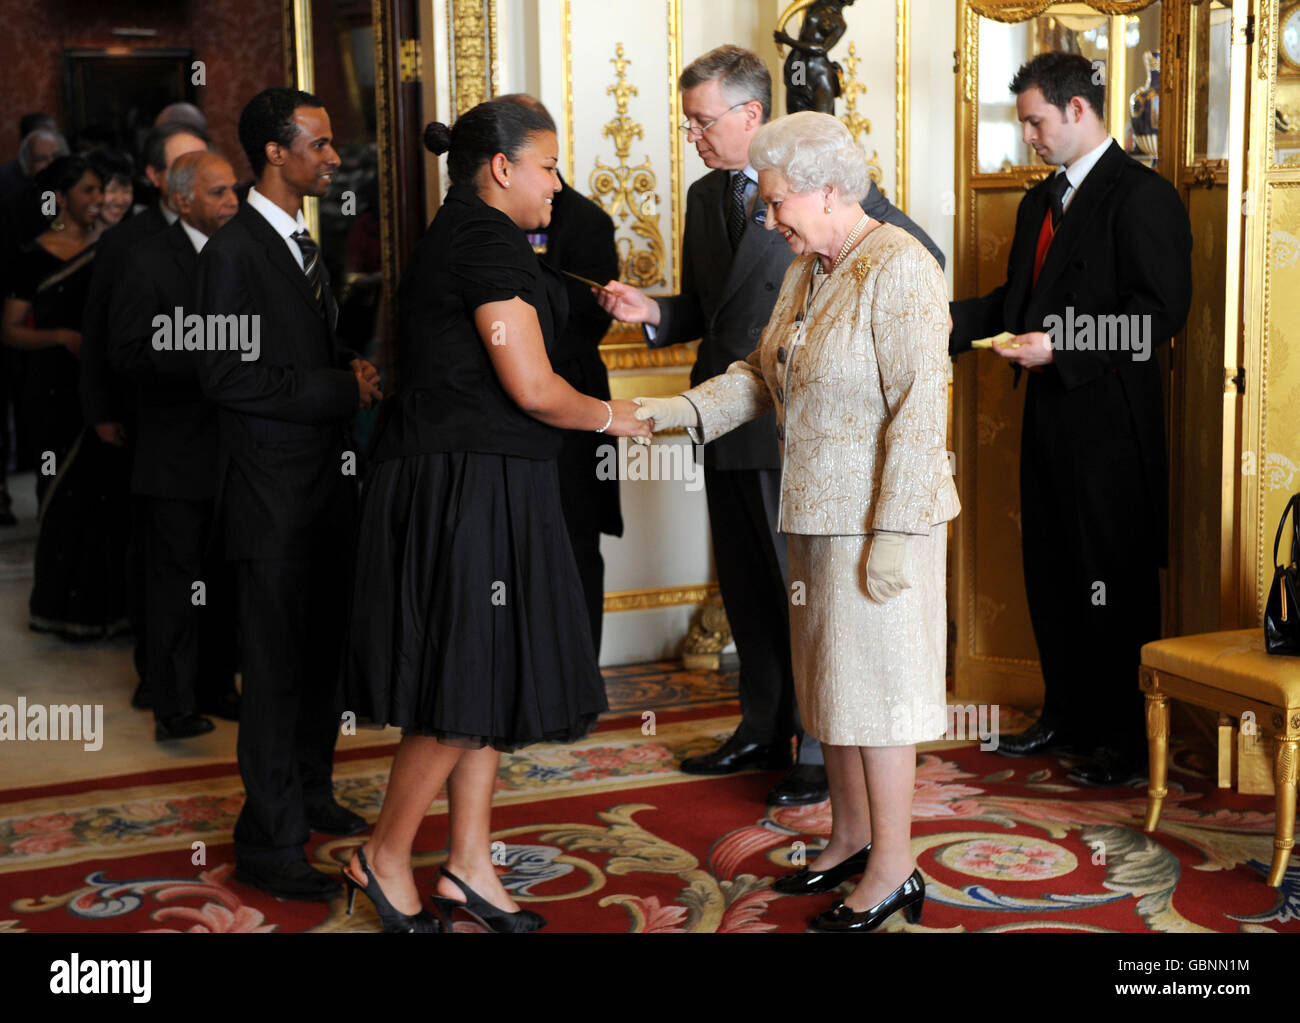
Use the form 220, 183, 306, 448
633, 395, 698, 430
865, 532, 911, 603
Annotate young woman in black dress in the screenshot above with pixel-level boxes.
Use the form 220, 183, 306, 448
340, 99, 651, 933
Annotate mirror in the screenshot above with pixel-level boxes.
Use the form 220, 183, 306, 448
976, 10, 1109, 173
1188, 0, 1232, 163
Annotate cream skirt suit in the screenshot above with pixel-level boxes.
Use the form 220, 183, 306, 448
683, 223, 959, 746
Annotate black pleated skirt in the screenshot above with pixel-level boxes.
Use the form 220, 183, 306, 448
342, 450, 607, 752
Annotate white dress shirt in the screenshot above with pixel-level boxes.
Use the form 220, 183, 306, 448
246, 186, 308, 270
1056, 136, 1114, 214
179, 219, 209, 254
160, 201, 179, 226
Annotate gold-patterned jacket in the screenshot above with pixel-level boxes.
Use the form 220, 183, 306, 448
683, 223, 960, 536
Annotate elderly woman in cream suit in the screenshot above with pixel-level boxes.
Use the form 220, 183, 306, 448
636, 111, 958, 932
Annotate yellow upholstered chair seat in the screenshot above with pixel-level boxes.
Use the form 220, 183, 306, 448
1142, 629, 1300, 707
1140, 628, 1300, 886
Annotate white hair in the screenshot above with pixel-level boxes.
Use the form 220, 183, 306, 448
748, 111, 871, 203
18, 129, 68, 175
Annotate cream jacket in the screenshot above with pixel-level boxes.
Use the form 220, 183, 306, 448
683, 223, 960, 536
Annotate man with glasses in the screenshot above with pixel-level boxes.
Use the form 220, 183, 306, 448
600, 45, 944, 808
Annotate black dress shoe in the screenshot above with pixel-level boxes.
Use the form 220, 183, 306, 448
679, 734, 791, 775
154, 713, 214, 740
808, 869, 925, 932
994, 719, 1076, 758
131, 681, 153, 710
234, 860, 340, 901
1066, 747, 1147, 787
772, 844, 870, 895
307, 800, 368, 836
766, 763, 830, 806
199, 689, 240, 721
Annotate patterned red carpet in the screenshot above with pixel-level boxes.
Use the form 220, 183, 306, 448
2, 661, 1296, 933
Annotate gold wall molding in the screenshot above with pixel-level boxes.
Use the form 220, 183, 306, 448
839, 42, 882, 186
372, 0, 399, 353
448, 0, 497, 116
896, 0, 909, 211
668, 0, 683, 296
603, 583, 719, 613
967, 0, 1158, 22
289, 0, 319, 239
590, 43, 668, 288
563, 0, 574, 181
1260, 0, 1275, 81
842, 42, 873, 135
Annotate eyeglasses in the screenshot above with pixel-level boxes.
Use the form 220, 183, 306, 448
679, 102, 748, 137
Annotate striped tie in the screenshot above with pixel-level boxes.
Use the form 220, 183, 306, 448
292, 229, 323, 305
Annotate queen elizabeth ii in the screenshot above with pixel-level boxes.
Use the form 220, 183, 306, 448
635, 111, 958, 932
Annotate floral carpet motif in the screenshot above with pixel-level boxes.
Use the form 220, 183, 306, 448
3, 726, 1296, 933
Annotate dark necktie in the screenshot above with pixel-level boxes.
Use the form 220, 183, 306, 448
1048, 170, 1071, 229
292, 228, 323, 305
727, 171, 748, 250
1032, 172, 1073, 288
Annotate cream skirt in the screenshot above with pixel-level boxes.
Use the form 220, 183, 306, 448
787, 523, 948, 746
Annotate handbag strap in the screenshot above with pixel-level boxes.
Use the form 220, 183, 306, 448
1275, 493, 1300, 569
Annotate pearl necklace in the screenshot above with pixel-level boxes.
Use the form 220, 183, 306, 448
831, 214, 871, 271
816, 214, 868, 275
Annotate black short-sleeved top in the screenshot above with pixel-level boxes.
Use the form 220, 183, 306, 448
372, 183, 569, 463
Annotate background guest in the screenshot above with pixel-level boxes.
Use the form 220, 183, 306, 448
0, 123, 68, 520
197, 87, 376, 902
87, 149, 135, 230
107, 150, 241, 741
2, 155, 137, 642
80, 121, 209, 710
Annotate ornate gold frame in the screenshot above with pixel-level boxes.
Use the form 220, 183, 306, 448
1279, 0, 1300, 73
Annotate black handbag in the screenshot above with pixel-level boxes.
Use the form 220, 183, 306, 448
1265, 493, 1300, 655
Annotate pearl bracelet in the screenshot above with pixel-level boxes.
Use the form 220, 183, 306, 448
595, 399, 613, 433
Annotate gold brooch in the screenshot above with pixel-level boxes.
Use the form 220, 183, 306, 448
851, 256, 872, 282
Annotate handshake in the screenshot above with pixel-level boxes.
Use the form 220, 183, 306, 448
602, 395, 699, 445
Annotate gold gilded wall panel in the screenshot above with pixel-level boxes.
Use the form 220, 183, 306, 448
1256, 182, 1300, 615
953, 182, 1043, 705
1171, 187, 1230, 635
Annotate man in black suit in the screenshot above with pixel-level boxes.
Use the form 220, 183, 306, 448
498, 92, 623, 654
601, 45, 945, 807
107, 151, 240, 742
541, 176, 623, 651
80, 122, 211, 711
82, 124, 210, 452
950, 52, 1192, 785
196, 87, 381, 900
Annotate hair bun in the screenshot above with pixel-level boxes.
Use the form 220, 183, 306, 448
423, 122, 452, 155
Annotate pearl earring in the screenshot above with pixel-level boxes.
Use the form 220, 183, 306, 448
824, 205, 831, 214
